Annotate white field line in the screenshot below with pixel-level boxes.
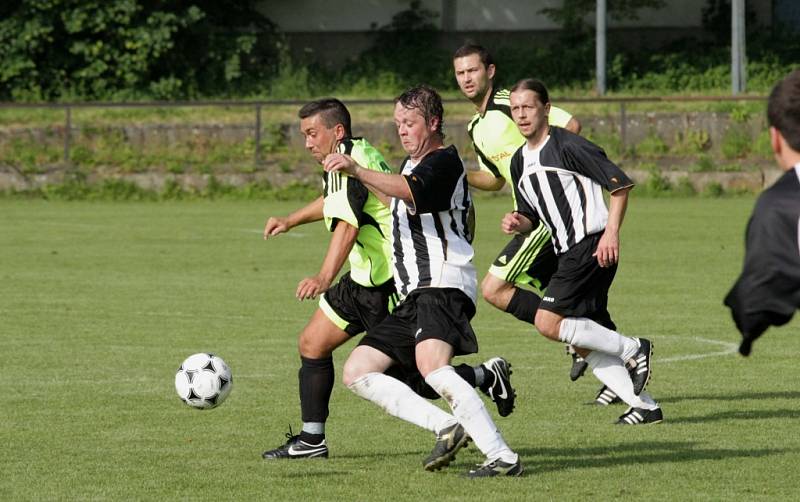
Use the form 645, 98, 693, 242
240, 228, 307, 237
658, 336, 739, 363
473, 326, 739, 364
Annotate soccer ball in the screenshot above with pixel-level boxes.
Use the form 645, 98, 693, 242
175, 353, 233, 409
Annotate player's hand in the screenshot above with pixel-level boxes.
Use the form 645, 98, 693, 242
501, 212, 526, 234
296, 275, 331, 300
593, 230, 619, 267
323, 153, 358, 176
264, 216, 290, 239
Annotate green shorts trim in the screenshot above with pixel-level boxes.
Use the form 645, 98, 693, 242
487, 224, 555, 289
319, 294, 350, 331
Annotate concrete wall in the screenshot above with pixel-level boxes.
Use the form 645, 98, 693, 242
262, 0, 773, 31
266, 0, 773, 68
0, 110, 778, 194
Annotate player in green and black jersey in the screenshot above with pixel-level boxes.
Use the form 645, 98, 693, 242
260, 99, 397, 460
453, 44, 611, 401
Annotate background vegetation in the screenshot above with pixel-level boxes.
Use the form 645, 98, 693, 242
1, 0, 798, 101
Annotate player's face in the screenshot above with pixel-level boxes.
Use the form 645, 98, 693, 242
510, 89, 550, 139
394, 102, 438, 159
453, 54, 494, 102
300, 114, 343, 163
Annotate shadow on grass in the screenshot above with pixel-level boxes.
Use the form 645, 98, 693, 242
278, 470, 356, 478
659, 390, 800, 404
324, 449, 423, 461
667, 407, 800, 424
516, 441, 792, 475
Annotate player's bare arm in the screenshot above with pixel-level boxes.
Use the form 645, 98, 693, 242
324, 153, 413, 204
264, 196, 324, 239
296, 219, 359, 300
467, 170, 506, 191
565, 117, 582, 134
594, 186, 631, 267
501, 211, 533, 235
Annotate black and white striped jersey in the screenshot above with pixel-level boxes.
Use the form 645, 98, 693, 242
390, 145, 477, 302
510, 127, 634, 255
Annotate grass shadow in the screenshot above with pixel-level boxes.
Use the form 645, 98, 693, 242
516, 441, 791, 475
659, 390, 800, 404
667, 408, 800, 424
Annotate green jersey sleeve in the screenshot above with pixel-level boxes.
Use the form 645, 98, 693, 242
321, 138, 394, 288
549, 105, 573, 128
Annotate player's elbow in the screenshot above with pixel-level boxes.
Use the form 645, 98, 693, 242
566, 118, 582, 135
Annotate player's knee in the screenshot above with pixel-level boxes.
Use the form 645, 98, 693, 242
534, 310, 560, 340
341, 357, 365, 387
480, 275, 506, 308
298, 331, 332, 359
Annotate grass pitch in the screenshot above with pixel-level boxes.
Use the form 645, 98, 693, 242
2, 196, 798, 500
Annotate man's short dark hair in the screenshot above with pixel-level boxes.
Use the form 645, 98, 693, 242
395, 85, 445, 140
767, 69, 800, 152
453, 44, 494, 68
510, 78, 550, 106
298, 98, 352, 137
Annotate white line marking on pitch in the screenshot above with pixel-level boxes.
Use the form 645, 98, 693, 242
240, 229, 307, 237
471, 327, 739, 363
659, 336, 738, 363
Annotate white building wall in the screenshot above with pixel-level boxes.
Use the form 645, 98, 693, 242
262, 0, 772, 32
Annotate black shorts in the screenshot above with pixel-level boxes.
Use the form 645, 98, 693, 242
538, 233, 617, 318
488, 222, 557, 290
320, 273, 398, 336
358, 288, 478, 373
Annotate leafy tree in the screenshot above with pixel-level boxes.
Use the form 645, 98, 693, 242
346, 0, 451, 90
0, 0, 280, 100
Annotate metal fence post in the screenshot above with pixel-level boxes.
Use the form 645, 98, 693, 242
255, 104, 262, 165
64, 105, 71, 163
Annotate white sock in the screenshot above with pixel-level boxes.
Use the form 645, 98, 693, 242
559, 317, 639, 361
585, 352, 658, 410
348, 372, 455, 434
425, 366, 517, 464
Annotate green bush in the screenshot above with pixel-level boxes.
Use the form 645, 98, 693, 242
672, 129, 711, 155
633, 132, 669, 158
689, 154, 716, 172
674, 176, 696, 196
702, 181, 725, 197
721, 126, 752, 159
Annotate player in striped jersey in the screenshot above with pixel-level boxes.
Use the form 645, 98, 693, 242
503, 78, 663, 425
452, 44, 597, 392
327, 85, 522, 477
261, 98, 512, 461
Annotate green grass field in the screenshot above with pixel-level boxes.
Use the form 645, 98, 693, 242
3, 196, 798, 500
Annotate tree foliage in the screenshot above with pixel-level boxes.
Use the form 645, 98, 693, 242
0, 0, 280, 100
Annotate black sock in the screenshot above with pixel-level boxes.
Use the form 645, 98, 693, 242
453, 363, 477, 387
299, 356, 334, 426
505, 288, 540, 325
299, 431, 326, 444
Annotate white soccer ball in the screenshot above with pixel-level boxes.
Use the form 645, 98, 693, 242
175, 353, 233, 409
